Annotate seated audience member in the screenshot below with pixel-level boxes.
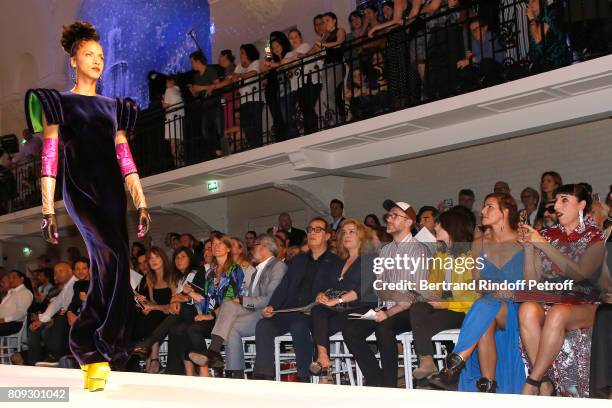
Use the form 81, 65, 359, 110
457, 18, 504, 91
518, 184, 605, 397
417, 206, 439, 235
494, 181, 511, 195
274, 234, 288, 262
430, 193, 525, 393
310, 219, 376, 382
231, 237, 256, 288
66, 258, 91, 327
244, 231, 257, 260
343, 200, 428, 388
330, 199, 346, 232
519, 187, 539, 226
0, 272, 9, 301
364, 213, 382, 229
186, 235, 244, 377
410, 209, 478, 380
28, 261, 76, 366
526, 0, 569, 72
188, 234, 286, 378
10, 129, 42, 165
0, 270, 33, 335
133, 247, 204, 375
132, 247, 178, 374
533, 199, 557, 231
30, 267, 54, 312
179, 233, 204, 267
254, 218, 341, 381
278, 212, 307, 247
131, 242, 147, 269
537, 171, 563, 219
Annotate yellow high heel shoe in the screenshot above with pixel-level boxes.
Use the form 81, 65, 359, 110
80, 365, 89, 389
87, 362, 111, 392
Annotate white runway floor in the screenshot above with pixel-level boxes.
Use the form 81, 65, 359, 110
0, 365, 609, 408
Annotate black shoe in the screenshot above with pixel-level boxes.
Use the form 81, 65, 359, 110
428, 353, 465, 391
476, 377, 497, 393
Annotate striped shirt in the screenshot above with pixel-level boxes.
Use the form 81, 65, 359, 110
377, 233, 430, 306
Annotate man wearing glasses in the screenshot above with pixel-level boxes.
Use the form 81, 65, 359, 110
254, 218, 342, 382
343, 199, 429, 388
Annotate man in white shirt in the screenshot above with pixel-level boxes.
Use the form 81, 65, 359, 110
0, 270, 33, 336
188, 234, 287, 378
27, 261, 76, 366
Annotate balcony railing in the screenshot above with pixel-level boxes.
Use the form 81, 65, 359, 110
1, 0, 611, 216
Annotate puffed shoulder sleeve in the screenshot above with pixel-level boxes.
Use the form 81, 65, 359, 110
24, 89, 64, 133
116, 97, 139, 132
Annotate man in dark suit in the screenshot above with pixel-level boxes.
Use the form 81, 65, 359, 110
330, 198, 346, 232
188, 234, 287, 378
278, 212, 306, 246
253, 217, 342, 381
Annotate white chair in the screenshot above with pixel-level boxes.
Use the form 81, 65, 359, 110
431, 329, 460, 370
241, 335, 257, 378
310, 332, 355, 386
274, 333, 296, 381
0, 321, 26, 365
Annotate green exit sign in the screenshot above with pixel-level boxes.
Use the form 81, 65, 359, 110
207, 180, 219, 192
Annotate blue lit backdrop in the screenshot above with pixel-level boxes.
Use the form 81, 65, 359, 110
78, 0, 212, 107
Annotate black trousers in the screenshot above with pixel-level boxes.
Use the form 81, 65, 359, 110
409, 302, 465, 356
200, 102, 224, 158
310, 306, 348, 355
0, 321, 22, 336
590, 303, 612, 399
254, 312, 312, 379
186, 318, 216, 355
240, 102, 264, 148
27, 315, 69, 364
343, 308, 411, 387
296, 84, 322, 135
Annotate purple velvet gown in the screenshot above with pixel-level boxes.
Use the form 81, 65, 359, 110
25, 88, 139, 367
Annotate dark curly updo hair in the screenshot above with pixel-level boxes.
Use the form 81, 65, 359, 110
61, 21, 100, 56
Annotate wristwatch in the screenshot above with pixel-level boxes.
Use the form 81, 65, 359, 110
337, 297, 344, 304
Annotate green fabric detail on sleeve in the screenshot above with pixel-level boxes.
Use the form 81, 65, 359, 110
28, 92, 44, 133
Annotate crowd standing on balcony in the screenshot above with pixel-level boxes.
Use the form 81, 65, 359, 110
132, 0, 612, 170
2, 174, 611, 398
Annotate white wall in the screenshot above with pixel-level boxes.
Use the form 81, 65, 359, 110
343, 119, 612, 221
0, 0, 80, 136
209, 0, 354, 57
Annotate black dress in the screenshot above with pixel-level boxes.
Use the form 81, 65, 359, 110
25, 89, 139, 367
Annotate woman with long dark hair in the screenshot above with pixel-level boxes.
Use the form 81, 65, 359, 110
518, 184, 606, 397
185, 234, 244, 376
263, 32, 293, 141
410, 208, 479, 380
25, 21, 151, 391
430, 193, 526, 393
133, 247, 177, 374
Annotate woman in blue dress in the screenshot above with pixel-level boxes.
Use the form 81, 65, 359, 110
25, 21, 151, 391
430, 192, 526, 393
